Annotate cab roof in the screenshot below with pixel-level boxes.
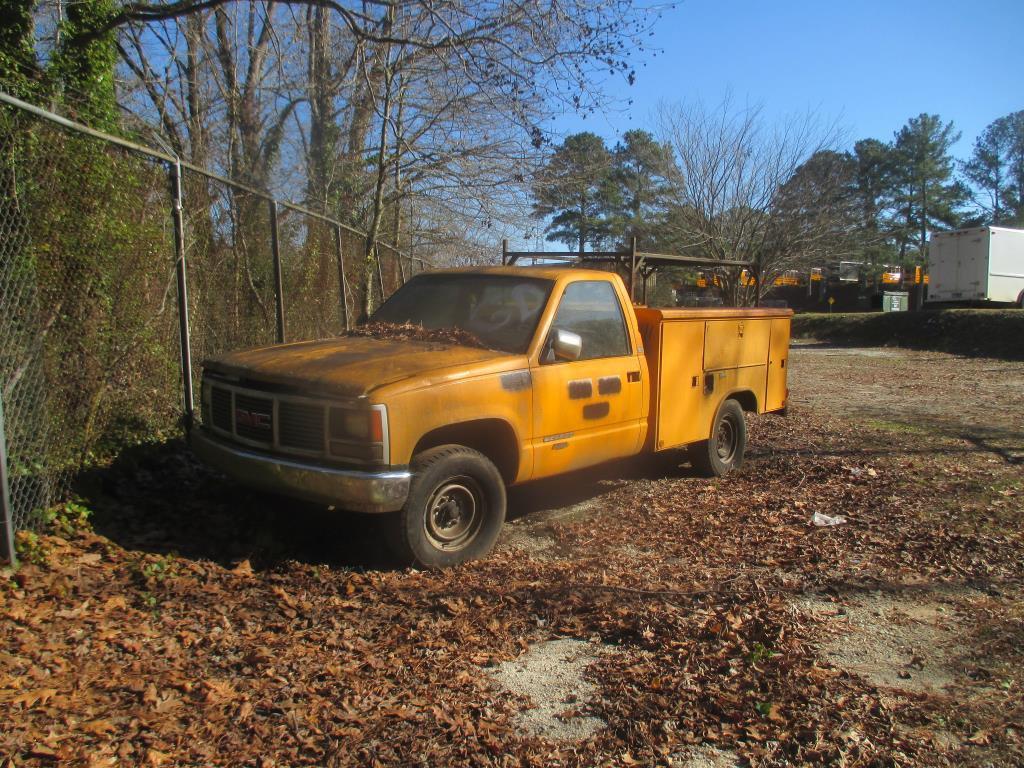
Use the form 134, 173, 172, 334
422, 265, 619, 282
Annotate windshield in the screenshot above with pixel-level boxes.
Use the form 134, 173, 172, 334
370, 274, 554, 354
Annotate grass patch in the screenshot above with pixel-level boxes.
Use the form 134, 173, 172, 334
862, 418, 934, 435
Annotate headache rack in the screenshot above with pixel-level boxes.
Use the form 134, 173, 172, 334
500, 238, 755, 304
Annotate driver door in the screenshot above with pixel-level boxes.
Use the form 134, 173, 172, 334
530, 280, 644, 480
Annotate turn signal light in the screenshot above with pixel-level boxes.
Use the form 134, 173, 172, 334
329, 441, 383, 462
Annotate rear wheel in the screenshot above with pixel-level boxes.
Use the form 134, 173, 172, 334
387, 445, 506, 568
689, 399, 747, 477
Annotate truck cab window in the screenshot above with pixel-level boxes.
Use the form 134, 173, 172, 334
371, 274, 553, 353
547, 280, 631, 361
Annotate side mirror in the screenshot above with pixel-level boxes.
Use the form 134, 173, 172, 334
551, 329, 583, 362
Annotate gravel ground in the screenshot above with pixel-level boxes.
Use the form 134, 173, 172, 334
490, 638, 607, 740
788, 342, 1024, 458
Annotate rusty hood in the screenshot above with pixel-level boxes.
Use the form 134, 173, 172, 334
203, 336, 512, 398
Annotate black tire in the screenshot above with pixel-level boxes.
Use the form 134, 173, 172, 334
688, 399, 747, 477
387, 444, 506, 568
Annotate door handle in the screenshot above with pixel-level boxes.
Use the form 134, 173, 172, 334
627, 370, 641, 383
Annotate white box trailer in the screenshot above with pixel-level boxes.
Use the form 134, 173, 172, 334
927, 226, 1024, 306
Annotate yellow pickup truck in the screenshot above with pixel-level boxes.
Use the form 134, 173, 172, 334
192, 267, 791, 567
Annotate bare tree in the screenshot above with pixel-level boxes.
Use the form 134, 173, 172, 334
657, 96, 842, 305
114, 0, 654, 315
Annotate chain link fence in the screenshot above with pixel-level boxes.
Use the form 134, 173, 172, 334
0, 93, 424, 563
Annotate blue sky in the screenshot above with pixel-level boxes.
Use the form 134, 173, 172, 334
555, 0, 1023, 159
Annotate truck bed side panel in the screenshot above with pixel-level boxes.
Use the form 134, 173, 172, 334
636, 306, 792, 452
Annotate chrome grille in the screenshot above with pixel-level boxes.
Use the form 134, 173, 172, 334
202, 379, 388, 466
279, 401, 325, 452
211, 386, 233, 431
233, 393, 274, 442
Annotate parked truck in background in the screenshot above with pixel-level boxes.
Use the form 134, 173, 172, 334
927, 226, 1024, 307
192, 267, 792, 567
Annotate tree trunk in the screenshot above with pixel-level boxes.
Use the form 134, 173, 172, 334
578, 193, 586, 253
361, 4, 396, 319
919, 180, 927, 255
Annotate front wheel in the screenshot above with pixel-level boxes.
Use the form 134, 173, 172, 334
387, 445, 506, 568
689, 399, 747, 477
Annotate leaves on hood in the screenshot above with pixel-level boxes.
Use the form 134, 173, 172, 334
344, 321, 489, 350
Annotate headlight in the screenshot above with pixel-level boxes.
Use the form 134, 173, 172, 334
328, 405, 387, 463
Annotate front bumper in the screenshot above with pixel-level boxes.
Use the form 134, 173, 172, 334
191, 428, 410, 513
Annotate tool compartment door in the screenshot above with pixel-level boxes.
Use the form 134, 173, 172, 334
655, 320, 710, 449
703, 319, 771, 370
765, 318, 790, 412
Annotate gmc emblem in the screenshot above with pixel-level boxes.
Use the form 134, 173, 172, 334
236, 408, 271, 430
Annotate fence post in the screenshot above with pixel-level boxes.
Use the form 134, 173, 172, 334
169, 161, 195, 430
0, 394, 16, 568
269, 200, 286, 343
334, 225, 351, 331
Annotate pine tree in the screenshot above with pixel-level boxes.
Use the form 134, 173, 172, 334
851, 138, 900, 266
609, 129, 673, 248
532, 132, 618, 252
892, 114, 966, 259
962, 111, 1024, 226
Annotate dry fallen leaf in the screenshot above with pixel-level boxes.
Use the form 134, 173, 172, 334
12, 688, 57, 709
2, 405, 1022, 766
81, 719, 117, 736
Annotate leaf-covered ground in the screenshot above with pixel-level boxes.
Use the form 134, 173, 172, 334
2, 348, 1022, 767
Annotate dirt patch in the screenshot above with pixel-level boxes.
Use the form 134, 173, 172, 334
788, 346, 1024, 438
489, 638, 606, 741
498, 498, 606, 560
670, 745, 741, 767
498, 520, 558, 559
791, 342, 904, 358
797, 591, 967, 694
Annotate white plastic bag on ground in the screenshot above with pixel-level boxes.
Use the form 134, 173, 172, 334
812, 512, 847, 526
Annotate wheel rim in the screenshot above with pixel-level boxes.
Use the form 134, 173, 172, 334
715, 414, 738, 464
423, 476, 484, 551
